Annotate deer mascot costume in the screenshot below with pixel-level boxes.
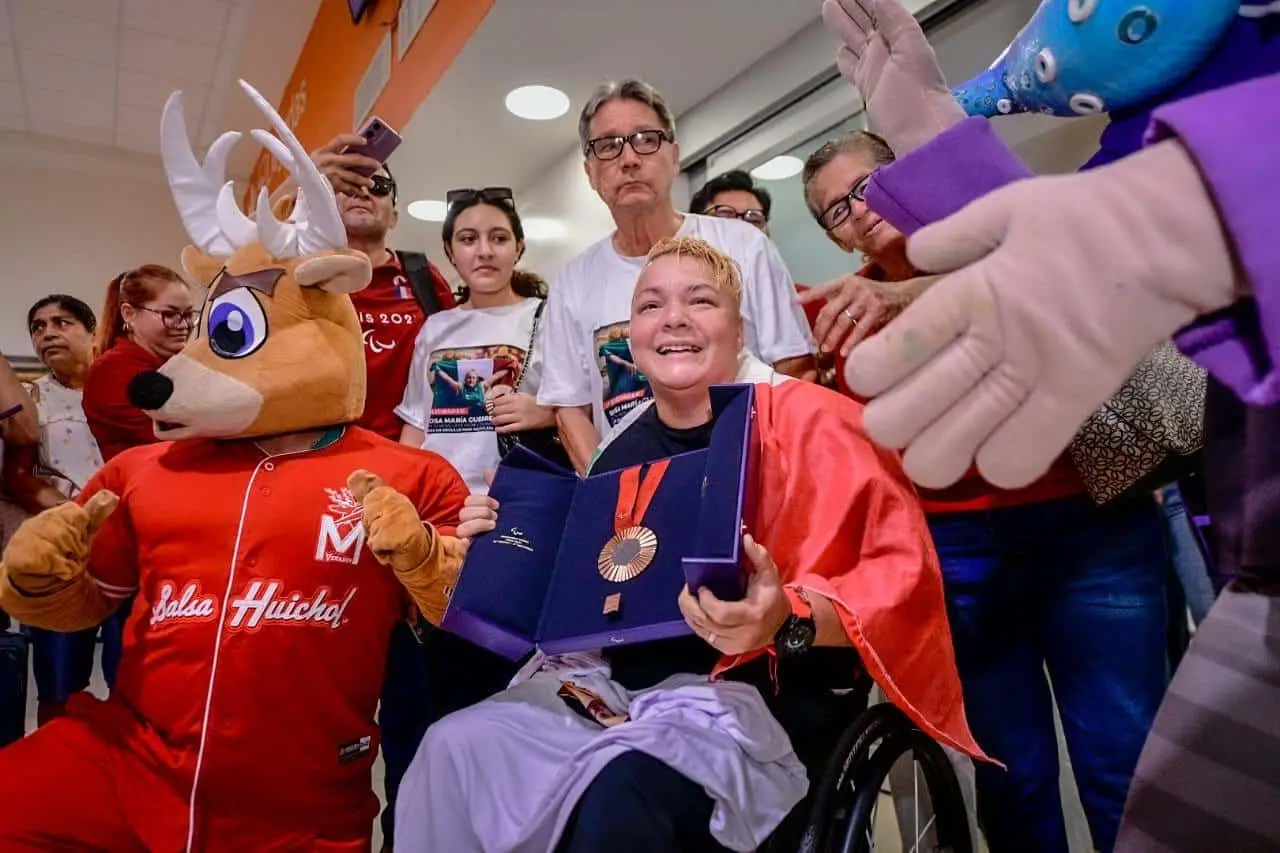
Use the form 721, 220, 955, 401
0, 80, 469, 851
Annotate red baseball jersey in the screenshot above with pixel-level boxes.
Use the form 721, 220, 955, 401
83, 337, 166, 461
352, 254, 455, 441
76, 426, 467, 837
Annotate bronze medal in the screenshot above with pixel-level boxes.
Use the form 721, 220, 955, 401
597, 460, 669, 587
597, 525, 660, 583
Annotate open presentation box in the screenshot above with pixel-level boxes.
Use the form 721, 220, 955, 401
442, 384, 760, 660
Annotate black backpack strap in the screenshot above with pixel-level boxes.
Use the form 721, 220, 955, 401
394, 250, 444, 316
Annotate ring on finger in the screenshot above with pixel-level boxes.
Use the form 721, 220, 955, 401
842, 308, 858, 325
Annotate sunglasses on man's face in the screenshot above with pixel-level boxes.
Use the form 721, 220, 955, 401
446, 186, 514, 207
367, 174, 397, 198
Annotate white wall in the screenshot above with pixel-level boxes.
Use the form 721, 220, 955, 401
0, 133, 192, 358
512, 153, 613, 278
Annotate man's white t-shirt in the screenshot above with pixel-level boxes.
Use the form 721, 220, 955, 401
397, 298, 544, 495
536, 214, 815, 435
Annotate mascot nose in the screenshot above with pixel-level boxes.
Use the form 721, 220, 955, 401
127, 371, 174, 411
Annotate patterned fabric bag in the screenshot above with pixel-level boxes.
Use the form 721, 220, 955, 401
1069, 342, 1206, 503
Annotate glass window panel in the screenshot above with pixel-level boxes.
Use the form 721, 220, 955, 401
754, 112, 871, 287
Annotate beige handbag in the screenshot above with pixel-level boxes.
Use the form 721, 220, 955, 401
1068, 342, 1206, 504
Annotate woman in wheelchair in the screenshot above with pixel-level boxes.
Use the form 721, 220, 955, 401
394, 237, 986, 852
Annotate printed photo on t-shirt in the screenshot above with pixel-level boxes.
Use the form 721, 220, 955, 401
428, 344, 524, 434
593, 321, 652, 428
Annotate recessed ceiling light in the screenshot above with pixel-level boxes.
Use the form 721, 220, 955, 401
505, 85, 570, 121
522, 217, 566, 240
750, 155, 804, 181
407, 199, 448, 222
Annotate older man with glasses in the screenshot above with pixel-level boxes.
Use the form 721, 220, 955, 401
537, 78, 818, 473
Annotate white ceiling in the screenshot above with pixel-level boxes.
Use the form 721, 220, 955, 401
0, 0, 318, 178
389, 0, 825, 256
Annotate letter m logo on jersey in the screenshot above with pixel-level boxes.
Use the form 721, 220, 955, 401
316, 487, 366, 564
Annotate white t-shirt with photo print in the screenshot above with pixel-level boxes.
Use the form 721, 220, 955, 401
397, 298, 544, 495
536, 213, 814, 436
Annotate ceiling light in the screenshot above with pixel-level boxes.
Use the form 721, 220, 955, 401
750, 155, 804, 181
505, 85, 570, 121
522, 217, 566, 240
407, 199, 448, 222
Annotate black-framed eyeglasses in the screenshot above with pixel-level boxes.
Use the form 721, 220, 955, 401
368, 174, 397, 199
130, 304, 196, 330
818, 173, 875, 232
446, 186, 514, 207
585, 129, 670, 161
704, 204, 768, 227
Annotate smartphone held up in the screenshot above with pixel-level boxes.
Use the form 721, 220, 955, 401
344, 116, 402, 176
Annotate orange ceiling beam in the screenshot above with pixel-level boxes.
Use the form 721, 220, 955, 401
245, 0, 495, 202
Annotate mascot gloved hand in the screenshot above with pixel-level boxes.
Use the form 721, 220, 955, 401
0, 491, 119, 629
846, 138, 1241, 490
821, 0, 966, 156
347, 470, 466, 626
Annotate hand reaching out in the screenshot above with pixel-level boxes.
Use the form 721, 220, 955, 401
798, 273, 939, 357
845, 141, 1239, 490
822, 0, 966, 155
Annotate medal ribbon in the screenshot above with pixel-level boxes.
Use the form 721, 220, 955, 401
615, 459, 670, 534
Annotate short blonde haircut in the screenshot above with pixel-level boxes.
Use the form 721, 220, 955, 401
644, 236, 743, 312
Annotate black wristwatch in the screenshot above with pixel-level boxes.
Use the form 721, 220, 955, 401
774, 588, 817, 658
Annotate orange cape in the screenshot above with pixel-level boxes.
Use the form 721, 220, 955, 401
715, 381, 989, 762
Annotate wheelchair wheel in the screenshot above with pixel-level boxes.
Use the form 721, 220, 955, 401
800, 703, 971, 853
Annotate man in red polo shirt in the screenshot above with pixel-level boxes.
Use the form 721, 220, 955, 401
312, 136, 456, 440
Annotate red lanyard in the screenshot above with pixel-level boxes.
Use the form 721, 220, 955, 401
614, 459, 670, 533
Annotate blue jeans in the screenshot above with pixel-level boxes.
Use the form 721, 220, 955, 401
930, 493, 1169, 853
27, 604, 128, 703
1158, 483, 1218, 625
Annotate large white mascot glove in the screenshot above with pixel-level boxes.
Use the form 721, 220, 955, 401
845, 140, 1242, 490
822, 0, 967, 156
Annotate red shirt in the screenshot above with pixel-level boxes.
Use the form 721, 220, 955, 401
83, 338, 165, 462
350, 252, 455, 441
77, 427, 467, 840
802, 264, 1084, 514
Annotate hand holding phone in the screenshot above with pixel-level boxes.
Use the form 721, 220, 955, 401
310, 116, 403, 195
343, 116, 402, 176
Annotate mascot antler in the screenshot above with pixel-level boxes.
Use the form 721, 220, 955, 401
160, 79, 346, 259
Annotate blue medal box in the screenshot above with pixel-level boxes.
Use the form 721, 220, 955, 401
442, 384, 759, 661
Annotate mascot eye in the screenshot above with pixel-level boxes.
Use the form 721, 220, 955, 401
1118, 8, 1158, 45
207, 288, 267, 359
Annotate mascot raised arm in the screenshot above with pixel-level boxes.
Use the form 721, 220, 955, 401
0, 79, 469, 851
823, 1, 1280, 850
